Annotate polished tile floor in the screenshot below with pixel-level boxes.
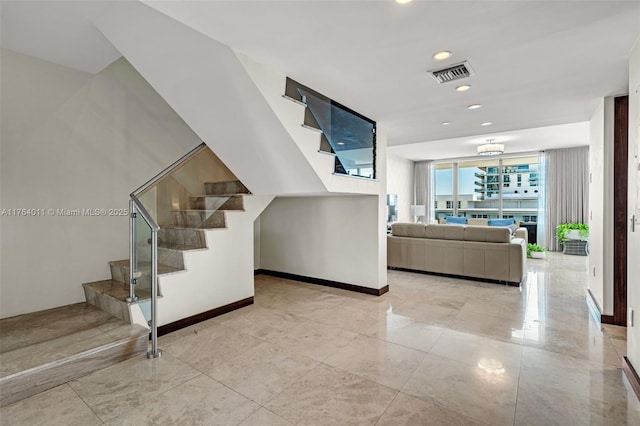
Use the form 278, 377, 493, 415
2, 253, 638, 425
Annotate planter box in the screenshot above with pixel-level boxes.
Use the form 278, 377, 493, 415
530, 251, 546, 259
563, 240, 588, 256
564, 229, 588, 241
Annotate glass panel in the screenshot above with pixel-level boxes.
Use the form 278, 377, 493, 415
286, 78, 376, 178
501, 156, 539, 227
434, 163, 453, 222
132, 204, 152, 322
457, 159, 500, 220
137, 148, 242, 240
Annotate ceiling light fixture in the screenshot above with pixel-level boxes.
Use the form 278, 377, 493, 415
481, 122, 493, 126
468, 104, 482, 110
456, 84, 471, 92
433, 50, 452, 61
477, 139, 504, 156
336, 141, 345, 145
442, 121, 451, 126
395, 0, 414, 4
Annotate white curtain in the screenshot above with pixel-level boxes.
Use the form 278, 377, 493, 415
414, 161, 434, 223
538, 147, 589, 251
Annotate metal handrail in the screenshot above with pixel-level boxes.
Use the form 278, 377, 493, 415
131, 142, 207, 196
130, 194, 159, 231
128, 141, 208, 360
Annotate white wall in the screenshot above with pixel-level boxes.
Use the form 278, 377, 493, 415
259, 127, 388, 290
254, 217, 261, 270
386, 153, 414, 223
627, 35, 640, 376
260, 195, 386, 290
0, 49, 203, 318
588, 97, 615, 315
157, 195, 273, 326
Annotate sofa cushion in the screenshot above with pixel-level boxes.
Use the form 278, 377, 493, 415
464, 226, 511, 243
391, 223, 427, 238
424, 224, 445, 239
445, 216, 468, 225
442, 224, 466, 240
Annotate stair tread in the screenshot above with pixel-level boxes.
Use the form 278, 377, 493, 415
108, 260, 185, 275
0, 302, 147, 378
0, 302, 147, 407
191, 194, 243, 198
83, 279, 152, 301
172, 209, 226, 213
158, 242, 207, 252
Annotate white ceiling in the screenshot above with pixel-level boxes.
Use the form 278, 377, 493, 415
388, 121, 590, 161
2, 0, 639, 160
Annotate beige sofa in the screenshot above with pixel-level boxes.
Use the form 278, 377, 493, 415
387, 223, 527, 286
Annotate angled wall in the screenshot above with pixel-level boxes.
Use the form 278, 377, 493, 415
95, 1, 327, 196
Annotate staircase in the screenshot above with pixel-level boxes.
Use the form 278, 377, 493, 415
82, 178, 255, 328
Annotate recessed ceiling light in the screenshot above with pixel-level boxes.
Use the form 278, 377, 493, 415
442, 121, 451, 126
467, 104, 482, 110
336, 141, 345, 145
456, 85, 471, 92
481, 122, 493, 126
395, 0, 414, 4
433, 50, 452, 61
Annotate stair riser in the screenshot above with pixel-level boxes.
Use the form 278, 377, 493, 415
0, 333, 146, 407
158, 228, 206, 248
137, 246, 185, 270
189, 195, 244, 211
83, 286, 132, 323
204, 180, 249, 195
109, 263, 129, 285
173, 211, 225, 229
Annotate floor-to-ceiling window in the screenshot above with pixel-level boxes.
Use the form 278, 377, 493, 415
501, 156, 539, 224
434, 163, 453, 221
457, 159, 500, 220
432, 155, 539, 225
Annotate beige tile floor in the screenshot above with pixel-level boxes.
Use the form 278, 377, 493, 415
2, 253, 638, 425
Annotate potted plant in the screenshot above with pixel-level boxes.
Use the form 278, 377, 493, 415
555, 223, 589, 243
527, 243, 547, 259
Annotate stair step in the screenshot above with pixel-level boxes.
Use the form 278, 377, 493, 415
83, 280, 152, 322
189, 194, 244, 211
158, 227, 207, 249
0, 303, 147, 407
109, 259, 184, 284
172, 210, 226, 229
204, 180, 250, 196
157, 242, 207, 252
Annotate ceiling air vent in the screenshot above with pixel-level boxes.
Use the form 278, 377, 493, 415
428, 61, 475, 84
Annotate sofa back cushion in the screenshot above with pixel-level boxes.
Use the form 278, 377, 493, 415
391, 223, 427, 238
424, 224, 466, 240
467, 218, 489, 226
464, 226, 511, 243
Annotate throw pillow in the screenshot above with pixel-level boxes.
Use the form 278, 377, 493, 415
488, 218, 515, 227
445, 216, 468, 225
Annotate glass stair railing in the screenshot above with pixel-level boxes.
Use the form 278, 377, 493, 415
285, 78, 377, 179
129, 143, 249, 359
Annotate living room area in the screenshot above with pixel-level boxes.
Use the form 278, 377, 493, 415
1, 1, 640, 424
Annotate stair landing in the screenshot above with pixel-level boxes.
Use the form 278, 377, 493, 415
0, 303, 148, 407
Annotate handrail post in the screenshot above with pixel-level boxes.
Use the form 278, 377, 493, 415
125, 199, 138, 303
147, 228, 161, 359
